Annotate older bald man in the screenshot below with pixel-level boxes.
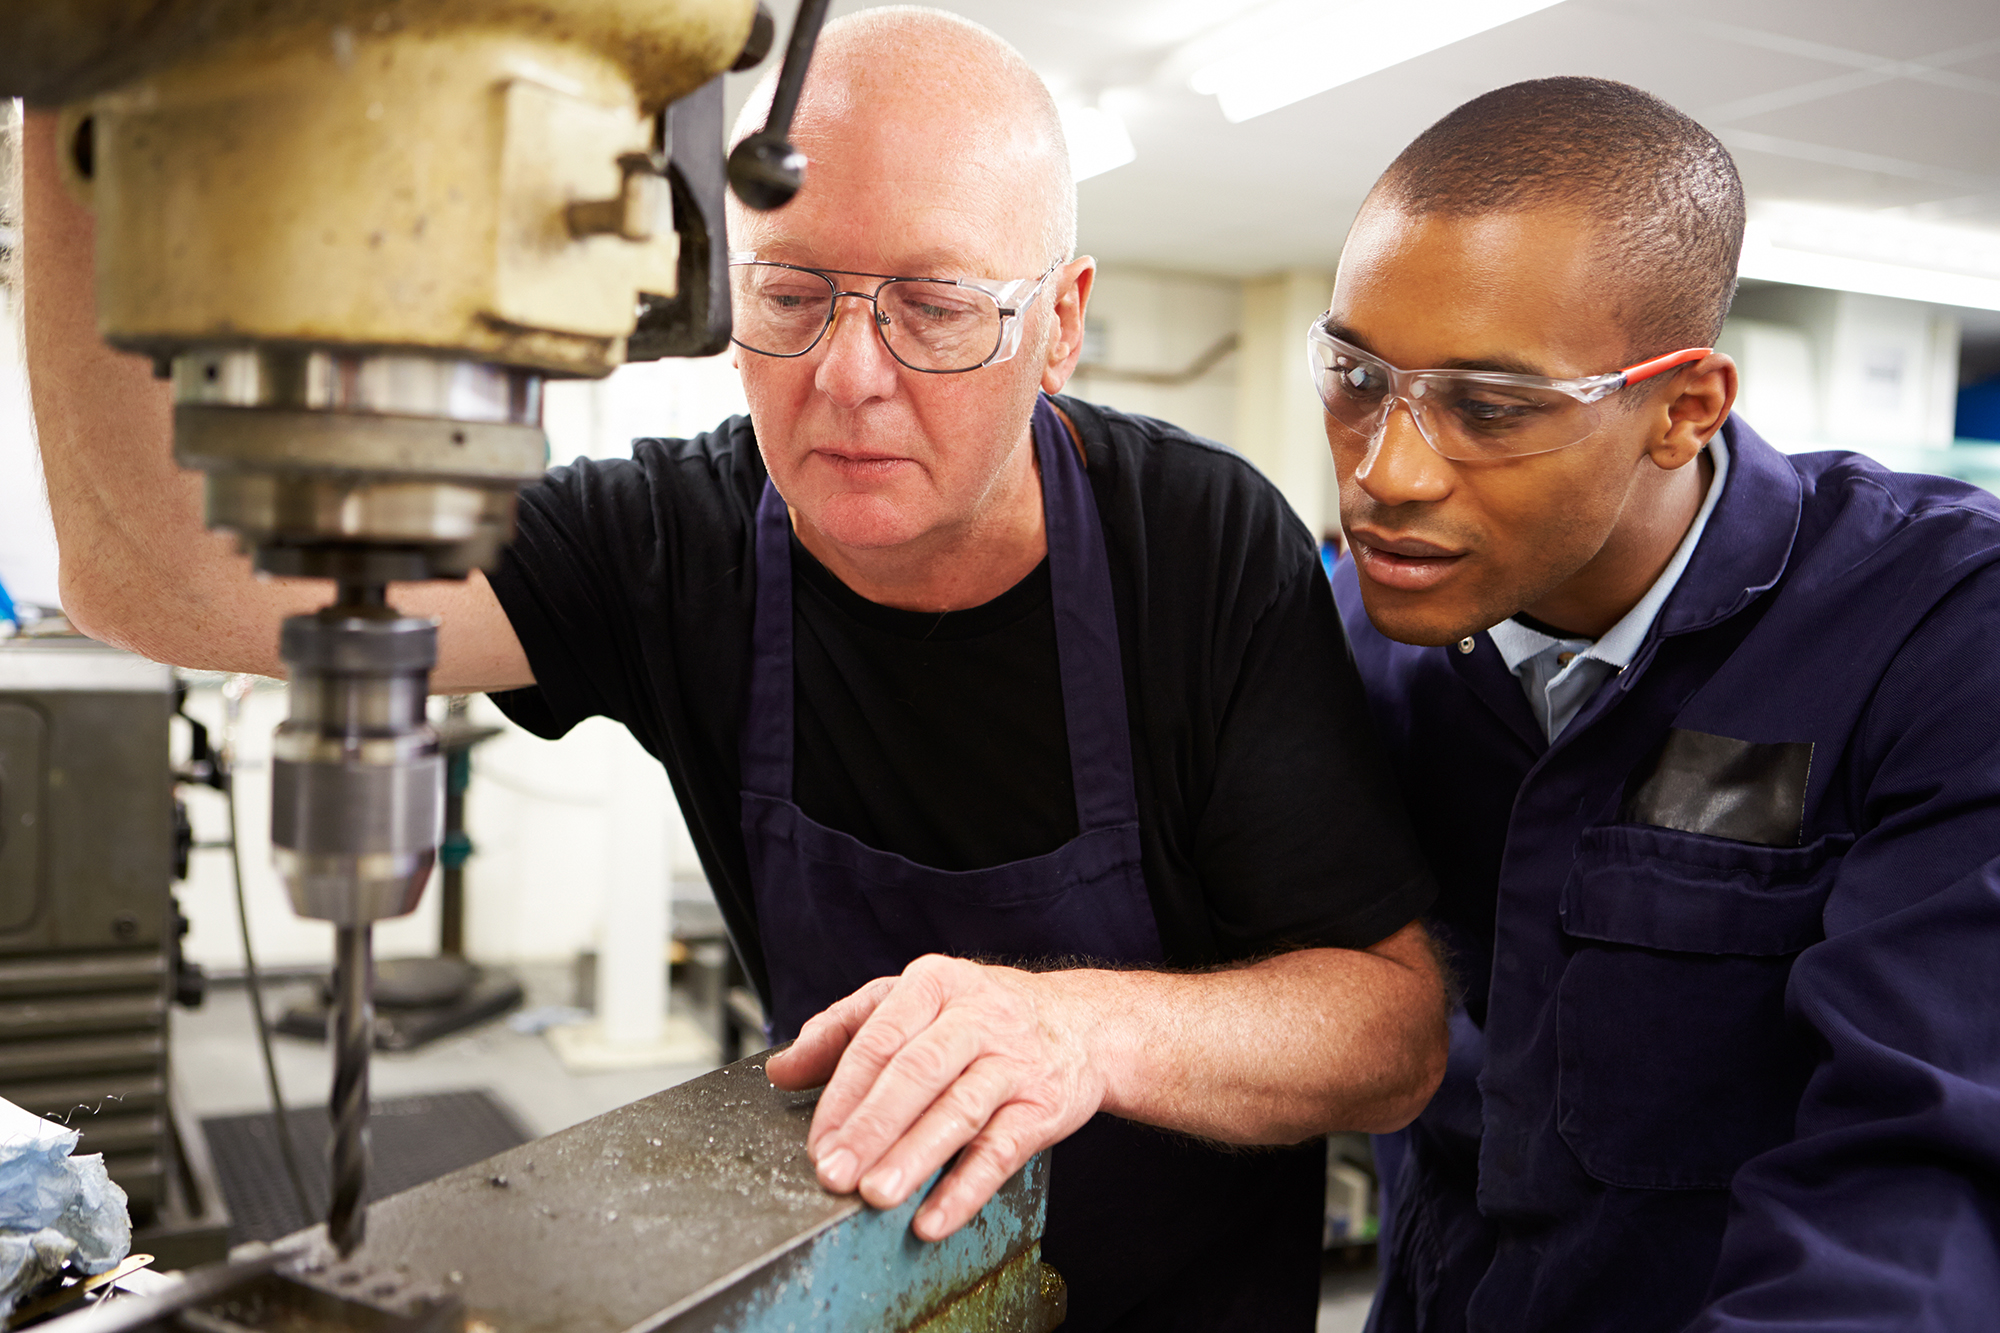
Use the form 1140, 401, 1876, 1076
26, 9, 1445, 1327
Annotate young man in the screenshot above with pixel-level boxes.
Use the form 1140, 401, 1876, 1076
1326, 78, 2000, 1330
26, 10, 1445, 1329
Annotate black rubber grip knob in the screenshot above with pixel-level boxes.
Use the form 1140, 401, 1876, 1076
728, 131, 807, 211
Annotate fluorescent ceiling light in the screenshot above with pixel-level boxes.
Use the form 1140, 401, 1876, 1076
1060, 104, 1137, 182
1189, 0, 1570, 123
1740, 205, 2000, 312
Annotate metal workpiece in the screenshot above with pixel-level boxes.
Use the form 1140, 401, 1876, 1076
274, 1053, 1065, 1333
30, 1058, 1061, 1333
208, 474, 525, 582
173, 403, 548, 482
176, 404, 545, 578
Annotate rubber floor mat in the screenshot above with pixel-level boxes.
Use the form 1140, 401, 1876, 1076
201, 1089, 531, 1244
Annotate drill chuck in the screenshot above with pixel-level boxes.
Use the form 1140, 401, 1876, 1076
272, 602, 443, 926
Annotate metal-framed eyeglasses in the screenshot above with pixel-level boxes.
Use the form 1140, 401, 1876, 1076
728, 253, 1061, 374
1306, 315, 1712, 461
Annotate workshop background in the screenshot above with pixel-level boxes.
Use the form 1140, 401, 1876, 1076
3, 0, 1998, 1326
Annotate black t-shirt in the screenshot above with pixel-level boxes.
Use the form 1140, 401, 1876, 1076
791, 541, 1075, 871
487, 396, 1434, 1002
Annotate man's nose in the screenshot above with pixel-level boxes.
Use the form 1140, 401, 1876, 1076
1354, 399, 1453, 506
813, 294, 899, 406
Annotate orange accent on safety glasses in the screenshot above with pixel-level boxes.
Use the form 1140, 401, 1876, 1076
1306, 316, 1713, 461
1618, 346, 1713, 387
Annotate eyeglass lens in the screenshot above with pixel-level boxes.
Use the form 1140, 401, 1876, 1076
730, 264, 1006, 372
1314, 344, 1603, 461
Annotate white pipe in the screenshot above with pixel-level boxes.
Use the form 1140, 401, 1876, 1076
597, 728, 670, 1048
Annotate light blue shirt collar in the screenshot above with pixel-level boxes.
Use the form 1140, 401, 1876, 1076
1484, 436, 1730, 741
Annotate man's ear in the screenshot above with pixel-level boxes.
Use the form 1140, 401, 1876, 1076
1041, 258, 1097, 394
1646, 352, 1737, 470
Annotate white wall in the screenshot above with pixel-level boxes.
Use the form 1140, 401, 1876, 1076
442, 356, 745, 968
1236, 269, 1337, 541
543, 350, 749, 463
1065, 265, 1240, 449
1059, 262, 1343, 539
1721, 284, 1964, 456
457, 701, 698, 968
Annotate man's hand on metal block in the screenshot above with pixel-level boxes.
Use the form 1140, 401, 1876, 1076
764, 955, 1103, 1242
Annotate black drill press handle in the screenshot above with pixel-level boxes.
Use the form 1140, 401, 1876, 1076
727, 0, 833, 211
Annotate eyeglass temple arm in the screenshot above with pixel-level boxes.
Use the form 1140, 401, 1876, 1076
1619, 346, 1713, 388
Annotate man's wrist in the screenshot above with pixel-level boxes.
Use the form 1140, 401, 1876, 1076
1027, 965, 1154, 1120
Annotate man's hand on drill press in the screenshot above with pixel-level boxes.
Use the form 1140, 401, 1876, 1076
764, 955, 1111, 1242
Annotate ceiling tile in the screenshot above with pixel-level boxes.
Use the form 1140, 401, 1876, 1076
1948, 50, 2000, 82
1729, 78, 2000, 181
1730, 147, 1979, 212
1600, 0, 2000, 62
745, 0, 2000, 277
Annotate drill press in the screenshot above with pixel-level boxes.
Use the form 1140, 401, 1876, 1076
176, 344, 540, 1250
3, 0, 823, 1256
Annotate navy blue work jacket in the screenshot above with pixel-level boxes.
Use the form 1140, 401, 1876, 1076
1334, 417, 2000, 1331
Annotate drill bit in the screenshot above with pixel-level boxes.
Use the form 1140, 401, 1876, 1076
271, 588, 441, 1254
328, 923, 374, 1255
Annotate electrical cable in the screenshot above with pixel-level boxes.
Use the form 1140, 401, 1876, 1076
219, 674, 318, 1226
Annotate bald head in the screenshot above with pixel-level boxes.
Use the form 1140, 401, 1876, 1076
1369, 77, 1744, 360
729, 6, 1074, 269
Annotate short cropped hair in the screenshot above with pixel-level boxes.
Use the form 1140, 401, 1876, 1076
1372, 77, 1745, 358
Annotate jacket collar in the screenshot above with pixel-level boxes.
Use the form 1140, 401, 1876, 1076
1653, 415, 1801, 638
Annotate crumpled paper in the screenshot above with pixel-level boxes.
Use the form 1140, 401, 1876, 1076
0, 1097, 131, 1320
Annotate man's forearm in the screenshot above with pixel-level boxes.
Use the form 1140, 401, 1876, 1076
1046, 922, 1448, 1142
22, 109, 313, 672
22, 110, 533, 690
767, 920, 1448, 1240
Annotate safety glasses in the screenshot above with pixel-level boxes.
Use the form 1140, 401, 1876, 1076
729, 254, 1060, 373
1306, 316, 1712, 461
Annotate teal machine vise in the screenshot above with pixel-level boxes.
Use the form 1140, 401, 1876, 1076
40, 1053, 1067, 1333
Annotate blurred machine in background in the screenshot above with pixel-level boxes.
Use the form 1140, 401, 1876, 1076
0, 637, 229, 1269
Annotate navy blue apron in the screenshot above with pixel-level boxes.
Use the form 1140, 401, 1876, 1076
740, 395, 1323, 1331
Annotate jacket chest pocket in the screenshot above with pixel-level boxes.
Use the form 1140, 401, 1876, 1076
1555, 823, 1849, 1190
